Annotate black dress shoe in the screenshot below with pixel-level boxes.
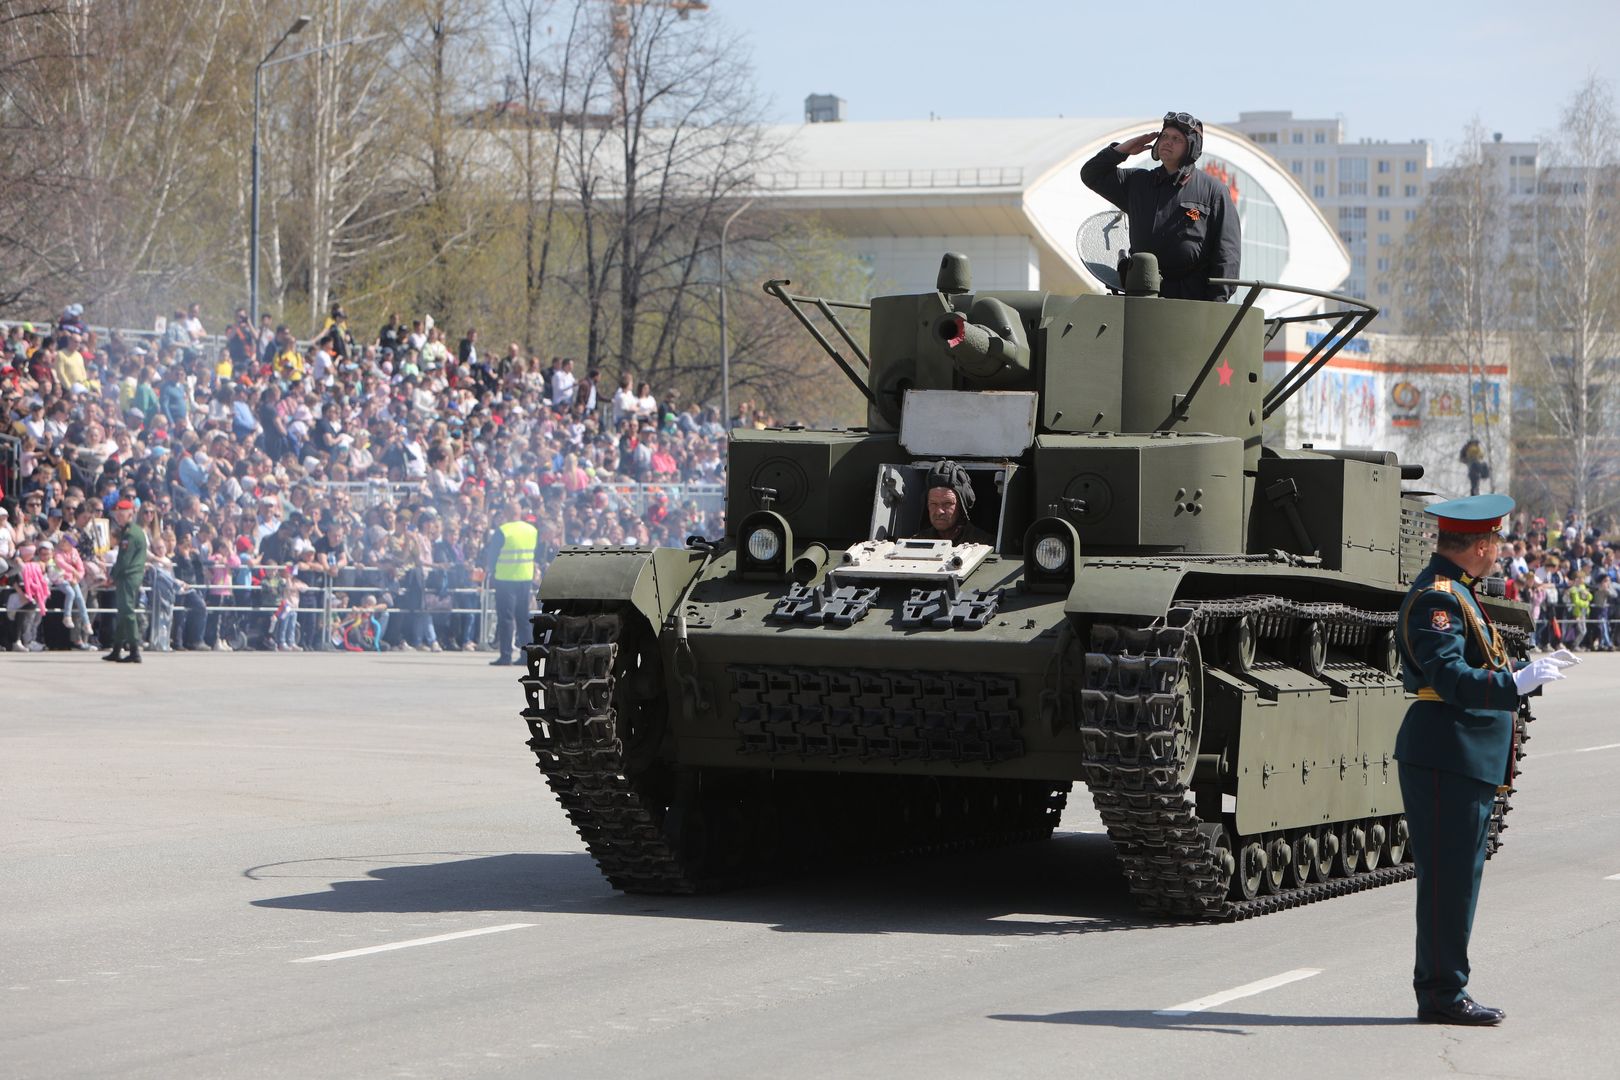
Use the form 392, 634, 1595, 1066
1418, 999, 1505, 1026
102, 647, 124, 662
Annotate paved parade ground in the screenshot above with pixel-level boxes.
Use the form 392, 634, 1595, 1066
4, 652, 1619, 1080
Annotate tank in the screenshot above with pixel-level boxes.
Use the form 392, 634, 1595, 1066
517, 253, 1535, 919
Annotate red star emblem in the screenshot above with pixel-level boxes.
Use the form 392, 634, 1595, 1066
1217, 358, 1233, 386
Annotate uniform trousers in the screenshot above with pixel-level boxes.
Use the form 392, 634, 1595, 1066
492, 581, 532, 662
113, 576, 143, 649
1397, 762, 1498, 1009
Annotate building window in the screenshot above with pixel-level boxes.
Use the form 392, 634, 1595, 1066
1404, 160, 1418, 173
1293, 132, 1304, 144
1313, 184, 1325, 198
1377, 257, 1390, 271
1342, 158, 1367, 180
1291, 160, 1303, 175
1377, 282, 1390, 296
1377, 160, 1390, 173
1340, 181, 1368, 196
1313, 159, 1325, 174
1376, 184, 1391, 197
1404, 184, 1418, 197
1404, 209, 1417, 222
1314, 131, 1326, 143
1378, 232, 1391, 245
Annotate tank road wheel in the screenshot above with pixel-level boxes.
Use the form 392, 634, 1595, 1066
1334, 821, 1367, 877
1386, 815, 1410, 864
1310, 826, 1337, 882
1233, 837, 1266, 901
1294, 619, 1326, 679
1224, 615, 1256, 674
1199, 822, 1237, 897
1169, 635, 1206, 789
1363, 818, 1387, 871
1287, 830, 1316, 889
1371, 629, 1401, 677
1262, 832, 1290, 895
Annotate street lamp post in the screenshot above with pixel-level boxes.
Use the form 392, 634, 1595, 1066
250, 16, 311, 330
718, 197, 754, 428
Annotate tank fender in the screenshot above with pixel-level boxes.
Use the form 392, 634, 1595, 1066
1064, 560, 1189, 619
538, 547, 706, 628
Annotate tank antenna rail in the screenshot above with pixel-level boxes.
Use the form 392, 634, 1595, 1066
1203, 280, 1382, 422
1079, 597, 1532, 921
763, 279, 877, 405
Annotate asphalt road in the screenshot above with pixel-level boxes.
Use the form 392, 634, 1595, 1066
4, 652, 1618, 1080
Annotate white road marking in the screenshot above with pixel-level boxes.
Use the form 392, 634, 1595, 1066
1534, 742, 1620, 759
1606, 873, 1620, 881
1154, 968, 1322, 1017
290, 923, 535, 963
988, 913, 1101, 925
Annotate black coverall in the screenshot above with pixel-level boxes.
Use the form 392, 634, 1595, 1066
1080, 145, 1242, 301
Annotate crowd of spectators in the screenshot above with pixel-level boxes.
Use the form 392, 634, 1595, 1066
0, 301, 765, 654
1498, 513, 1620, 652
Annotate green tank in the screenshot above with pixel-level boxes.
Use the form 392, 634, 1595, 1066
518, 253, 1534, 919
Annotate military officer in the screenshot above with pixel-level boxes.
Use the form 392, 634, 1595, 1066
1394, 493, 1578, 1025
103, 498, 148, 664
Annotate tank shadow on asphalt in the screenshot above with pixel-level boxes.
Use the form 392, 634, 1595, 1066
247, 831, 1184, 936
988, 1009, 1416, 1034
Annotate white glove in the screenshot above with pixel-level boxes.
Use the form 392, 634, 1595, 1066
1513, 657, 1571, 695
1544, 648, 1582, 668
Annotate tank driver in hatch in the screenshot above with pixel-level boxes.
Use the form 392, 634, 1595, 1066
1080, 110, 1241, 302
917, 460, 993, 547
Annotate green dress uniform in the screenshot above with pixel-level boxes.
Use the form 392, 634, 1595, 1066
111, 520, 148, 651
1393, 494, 1520, 1022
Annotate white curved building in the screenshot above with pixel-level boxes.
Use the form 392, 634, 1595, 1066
756, 117, 1349, 312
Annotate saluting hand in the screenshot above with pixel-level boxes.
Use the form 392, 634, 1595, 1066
1115, 131, 1159, 156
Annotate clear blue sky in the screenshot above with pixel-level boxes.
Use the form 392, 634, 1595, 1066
715, 0, 1611, 154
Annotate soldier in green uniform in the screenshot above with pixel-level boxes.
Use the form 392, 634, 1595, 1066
1394, 494, 1578, 1025
103, 498, 148, 664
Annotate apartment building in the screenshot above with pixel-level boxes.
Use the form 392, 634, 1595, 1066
1223, 111, 1430, 329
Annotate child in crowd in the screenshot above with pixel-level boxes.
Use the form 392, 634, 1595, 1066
268, 577, 305, 651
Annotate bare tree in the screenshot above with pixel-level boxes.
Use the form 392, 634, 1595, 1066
1394, 119, 1516, 485
0, 1, 84, 314
1526, 76, 1620, 520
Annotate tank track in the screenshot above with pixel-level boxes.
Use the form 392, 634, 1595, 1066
1080, 596, 1532, 920
520, 605, 1070, 894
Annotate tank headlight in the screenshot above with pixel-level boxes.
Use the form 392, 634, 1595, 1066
1033, 535, 1069, 572
746, 527, 781, 563
1022, 517, 1081, 589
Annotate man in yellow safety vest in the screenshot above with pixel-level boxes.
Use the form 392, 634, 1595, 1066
484, 501, 539, 666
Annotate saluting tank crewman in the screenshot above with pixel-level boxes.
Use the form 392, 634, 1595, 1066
1394, 494, 1579, 1026
916, 460, 992, 547
1080, 110, 1240, 301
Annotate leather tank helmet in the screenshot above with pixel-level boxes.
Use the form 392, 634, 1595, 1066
1152, 110, 1205, 182
926, 459, 976, 524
